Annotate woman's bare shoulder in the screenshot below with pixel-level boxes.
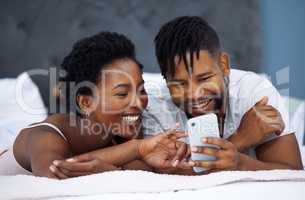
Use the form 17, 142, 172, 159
13, 114, 72, 171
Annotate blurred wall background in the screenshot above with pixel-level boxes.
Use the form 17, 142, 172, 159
0, 0, 261, 74
261, 0, 305, 100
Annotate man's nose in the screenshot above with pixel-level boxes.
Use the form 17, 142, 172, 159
185, 82, 203, 101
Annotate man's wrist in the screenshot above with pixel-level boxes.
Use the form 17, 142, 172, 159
237, 152, 247, 170
228, 130, 248, 152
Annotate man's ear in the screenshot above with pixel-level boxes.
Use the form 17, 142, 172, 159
218, 52, 230, 76
77, 95, 94, 113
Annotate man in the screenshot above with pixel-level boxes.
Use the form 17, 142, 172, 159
142, 16, 303, 173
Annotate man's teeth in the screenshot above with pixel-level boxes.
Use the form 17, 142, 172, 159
192, 99, 211, 108
123, 115, 140, 123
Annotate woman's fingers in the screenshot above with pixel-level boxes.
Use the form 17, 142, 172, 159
49, 165, 68, 179
53, 159, 94, 172
66, 154, 94, 163
51, 164, 88, 177
169, 131, 188, 140
52, 165, 89, 177
59, 168, 92, 177
53, 158, 120, 176
158, 138, 177, 149
52, 154, 98, 172
156, 130, 189, 167
185, 144, 192, 158
163, 128, 187, 140
174, 157, 193, 170
157, 131, 187, 151
171, 142, 187, 166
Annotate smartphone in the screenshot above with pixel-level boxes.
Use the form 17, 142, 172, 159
187, 113, 220, 173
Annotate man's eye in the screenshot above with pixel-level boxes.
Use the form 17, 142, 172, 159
116, 93, 128, 97
198, 76, 212, 82
198, 78, 207, 82
174, 82, 186, 86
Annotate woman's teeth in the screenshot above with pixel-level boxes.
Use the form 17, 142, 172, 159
122, 115, 140, 124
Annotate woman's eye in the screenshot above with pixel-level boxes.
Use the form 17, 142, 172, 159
140, 89, 147, 95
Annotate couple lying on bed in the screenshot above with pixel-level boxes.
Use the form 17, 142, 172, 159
0, 16, 303, 179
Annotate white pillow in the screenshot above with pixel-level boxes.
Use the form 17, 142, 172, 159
0, 72, 47, 150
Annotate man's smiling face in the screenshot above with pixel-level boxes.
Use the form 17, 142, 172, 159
166, 50, 230, 118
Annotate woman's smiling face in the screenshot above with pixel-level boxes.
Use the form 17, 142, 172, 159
81, 58, 148, 139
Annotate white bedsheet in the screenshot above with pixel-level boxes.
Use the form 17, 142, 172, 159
1, 170, 305, 200
51, 182, 305, 200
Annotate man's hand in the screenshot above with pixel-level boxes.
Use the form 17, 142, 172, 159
49, 154, 120, 179
230, 96, 285, 152
138, 128, 191, 173
189, 137, 239, 171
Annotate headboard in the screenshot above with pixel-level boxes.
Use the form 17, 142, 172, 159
0, 0, 262, 113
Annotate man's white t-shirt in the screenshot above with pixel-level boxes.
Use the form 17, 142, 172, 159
142, 69, 294, 156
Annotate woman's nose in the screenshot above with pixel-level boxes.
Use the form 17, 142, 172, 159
130, 95, 145, 110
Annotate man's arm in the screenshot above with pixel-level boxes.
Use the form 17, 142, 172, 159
226, 94, 303, 170
252, 133, 302, 169
230, 133, 303, 170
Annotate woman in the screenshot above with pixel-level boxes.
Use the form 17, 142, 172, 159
0, 32, 190, 179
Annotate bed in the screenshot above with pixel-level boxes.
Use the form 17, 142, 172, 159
1, 72, 305, 200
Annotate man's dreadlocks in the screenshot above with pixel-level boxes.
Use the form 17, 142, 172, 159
154, 16, 221, 78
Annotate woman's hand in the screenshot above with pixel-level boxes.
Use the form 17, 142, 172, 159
189, 137, 239, 172
49, 154, 120, 179
122, 160, 152, 171
138, 128, 191, 172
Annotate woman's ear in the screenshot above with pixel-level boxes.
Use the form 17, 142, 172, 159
77, 95, 94, 114
218, 52, 231, 76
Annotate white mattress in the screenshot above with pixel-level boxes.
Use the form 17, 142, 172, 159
1, 170, 305, 200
